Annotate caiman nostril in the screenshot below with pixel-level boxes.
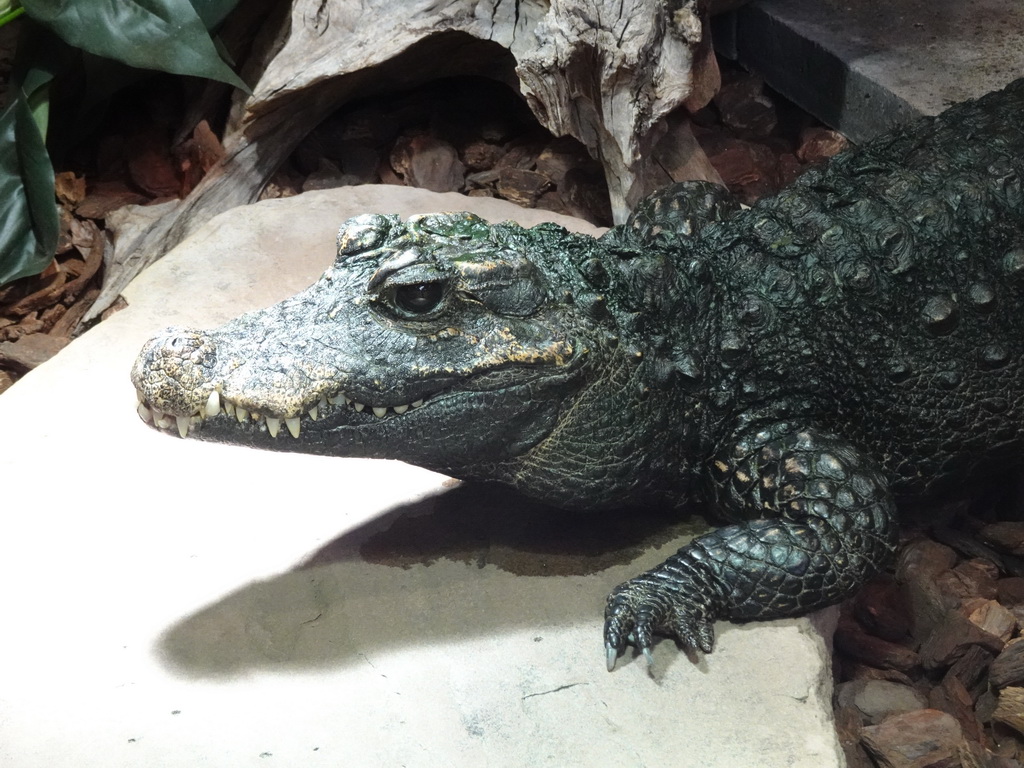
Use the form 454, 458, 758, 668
168, 335, 193, 351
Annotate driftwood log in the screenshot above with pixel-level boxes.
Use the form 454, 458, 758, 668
87, 0, 721, 321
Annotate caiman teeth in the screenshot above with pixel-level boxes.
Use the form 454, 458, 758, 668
141, 388, 429, 438
205, 390, 221, 418
153, 408, 171, 430
309, 397, 322, 421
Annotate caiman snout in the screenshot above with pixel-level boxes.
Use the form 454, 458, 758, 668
131, 328, 220, 430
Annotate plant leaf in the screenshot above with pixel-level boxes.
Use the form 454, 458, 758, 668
0, 93, 58, 286
0, 5, 25, 25
21, 0, 248, 92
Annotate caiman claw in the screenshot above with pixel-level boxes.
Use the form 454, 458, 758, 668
603, 578, 718, 671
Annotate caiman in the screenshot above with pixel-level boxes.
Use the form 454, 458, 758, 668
132, 78, 1024, 670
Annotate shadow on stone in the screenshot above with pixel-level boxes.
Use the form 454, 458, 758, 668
157, 483, 709, 678
305, 481, 708, 577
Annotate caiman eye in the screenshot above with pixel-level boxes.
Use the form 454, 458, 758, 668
394, 281, 446, 314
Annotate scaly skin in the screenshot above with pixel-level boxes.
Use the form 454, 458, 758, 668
132, 78, 1024, 670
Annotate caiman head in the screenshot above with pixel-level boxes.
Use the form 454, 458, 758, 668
132, 210, 702, 508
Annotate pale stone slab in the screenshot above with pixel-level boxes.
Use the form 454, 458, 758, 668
0, 186, 841, 767
718, 0, 1024, 143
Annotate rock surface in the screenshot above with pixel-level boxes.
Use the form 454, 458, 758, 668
861, 709, 963, 768
722, 0, 1024, 143
836, 525, 1024, 765
836, 679, 928, 725
0, 186, 842, 768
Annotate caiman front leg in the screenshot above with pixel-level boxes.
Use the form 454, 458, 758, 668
604, 425, 899, 670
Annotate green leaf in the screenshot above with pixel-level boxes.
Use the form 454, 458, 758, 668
0, 93, 58, 286
21, 0, 248, 92
0, 5, 25, 26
